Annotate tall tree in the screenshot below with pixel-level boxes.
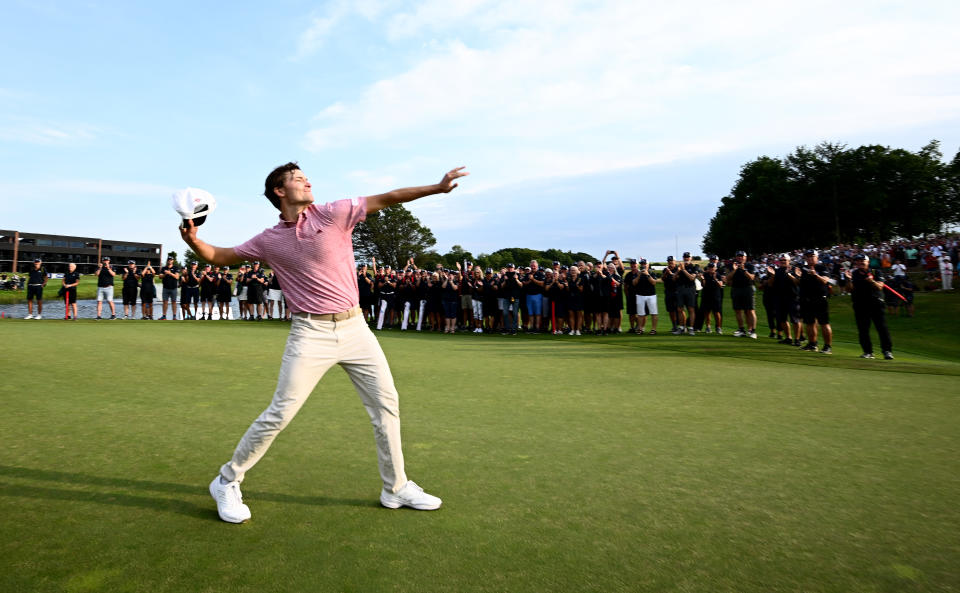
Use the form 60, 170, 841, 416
352, 204, 436, 268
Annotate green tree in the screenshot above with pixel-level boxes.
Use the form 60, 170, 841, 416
352, 204, 436, 268
166, 250, 178, 264
182, 248, 206, 266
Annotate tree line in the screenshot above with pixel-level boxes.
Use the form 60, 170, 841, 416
701, 140, 960, 256
352, 204, 594, 270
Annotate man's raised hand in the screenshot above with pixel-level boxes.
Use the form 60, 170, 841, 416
439, 167, 469, 193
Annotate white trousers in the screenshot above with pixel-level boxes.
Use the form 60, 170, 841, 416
219, 314, 407, 493
472, 300, 483, 320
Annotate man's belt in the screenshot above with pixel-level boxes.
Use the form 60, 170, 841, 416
294, 306, 362, 322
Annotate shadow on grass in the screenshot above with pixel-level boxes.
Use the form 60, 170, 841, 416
0, 465, 377, 521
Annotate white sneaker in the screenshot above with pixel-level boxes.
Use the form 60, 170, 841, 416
209, 475, 251, 523
34, 314, 42, 320
380, 480, 442, 510
732, 329, 745, 337
24, 314, 34, 319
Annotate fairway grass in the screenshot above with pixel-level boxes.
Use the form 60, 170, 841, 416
1, 300, 958, 592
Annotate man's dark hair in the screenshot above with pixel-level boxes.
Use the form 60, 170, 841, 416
264, 162, 300, 211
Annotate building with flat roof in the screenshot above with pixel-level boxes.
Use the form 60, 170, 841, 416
0, 230, 162, 274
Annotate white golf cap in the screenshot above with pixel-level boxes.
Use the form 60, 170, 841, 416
172, 187, 217, 226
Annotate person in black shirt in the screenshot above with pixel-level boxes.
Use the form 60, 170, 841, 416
235, 264, 248, 319
61, 262, 80, 320
675, 252, 701, 335
798, 249, 833, 354
25, 258, 48, 319
96, 256, 118, 320
845, 253, 893, 359
623, 259, 640, 333
440, 269, 460, 333
140, 262, 157, 319
661, 256, 680, 333
566, 265, 585, 335
160, 257, 180, 320
121, 260, 141, 319
199, 264, 217, 320
604, 263, 623, 334
766, 254, 801, 346
725, 250, 757, 338
632, 259, 659, 334
358, 263, 375, 322
482, 268, 498, 332
499, 263, 523, 334
700, 262, 724, 334
245, 261, 267, 321
216, 266, 234, 320
376, 266, 397, 329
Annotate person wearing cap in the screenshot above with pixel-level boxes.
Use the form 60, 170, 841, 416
180, 162, 466, 522
62, 262, 81, 320
24, 258, 48, 319
674, 252, 701, 335
121, 260, 140, 319
95, 257, 117, 320
632, 259, 659, 334
159, 256, 180, 320
215, 265, 234, 319
661, 256, 680, 333
798, 250, 833, 354
140, 262, 157, 319
844, 254, 893, 359
726, 250, 758, 338
375, 265, 397, 329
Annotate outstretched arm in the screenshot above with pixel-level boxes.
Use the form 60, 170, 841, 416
365, 167, 469, 215
179, 220, 243, 267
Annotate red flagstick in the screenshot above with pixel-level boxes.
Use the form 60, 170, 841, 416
64, 290, 69, 320
883, 283, 907, 302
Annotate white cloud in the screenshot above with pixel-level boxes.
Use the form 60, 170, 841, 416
302, 0, 960, 191
0, 121, 99, 145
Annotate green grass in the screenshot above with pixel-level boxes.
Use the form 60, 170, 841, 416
0, 294, 958, 593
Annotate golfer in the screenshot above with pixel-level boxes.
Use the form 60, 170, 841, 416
180, 162, 468, 523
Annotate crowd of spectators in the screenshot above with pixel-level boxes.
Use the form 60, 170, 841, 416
13, 236, 957, 348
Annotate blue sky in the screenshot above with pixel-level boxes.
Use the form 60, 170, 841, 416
2, 0, 958, 263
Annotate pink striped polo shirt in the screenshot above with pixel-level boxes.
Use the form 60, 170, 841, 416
233, 197, 366, 314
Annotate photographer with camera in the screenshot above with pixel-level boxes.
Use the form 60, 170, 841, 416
700, 261, 724, 334
499, 263, 522, 334
726, 250, 758, 339
798, 249, 833, 354
603, 262, 624, 334
95, 256, 117, 320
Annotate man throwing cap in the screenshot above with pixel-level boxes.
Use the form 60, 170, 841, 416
180, 162, 468, 523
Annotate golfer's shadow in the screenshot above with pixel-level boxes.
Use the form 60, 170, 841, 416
0, 465, 374, 521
